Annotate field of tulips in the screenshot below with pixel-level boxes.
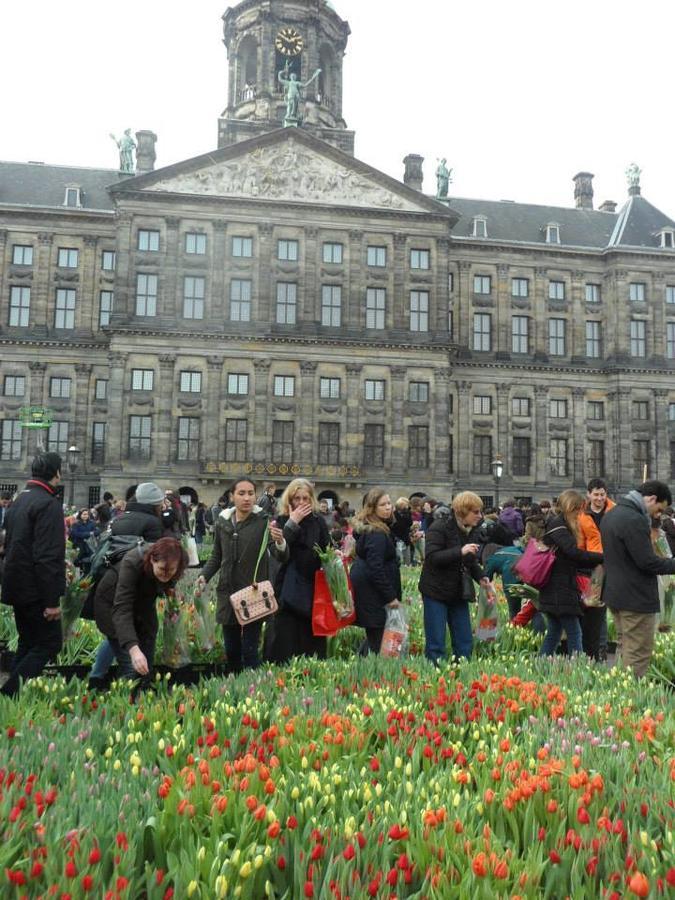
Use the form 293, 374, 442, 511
1, 564, 675, 898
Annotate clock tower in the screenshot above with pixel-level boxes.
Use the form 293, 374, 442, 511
218, 0, 354, 155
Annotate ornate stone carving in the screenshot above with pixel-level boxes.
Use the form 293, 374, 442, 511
534, 385, 548, 398
300, 361, 318, 374
497, 264, 509, 276
253, 359, 271, 371
390, 366, 406, 378
38, 233, 53, 245
150, 141, 417, 211
457, 261, 472, 271
75, 364, 92, 376
349, 229, 363, 242
165, 217, 180, 229
305, 227, 318, 240
207, 357, 223, 369
346, 364, 363, 376
158, 354, 175, 367
258, 223, 274, 236
83, 236, 98, 247
108, 352, 128, 366
212, 219, 228, 232
29, 361, 47, 372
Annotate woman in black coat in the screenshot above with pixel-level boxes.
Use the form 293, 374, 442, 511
538, 489, 603, 657
69, 508, 99, 571
350, 488, 402, 653
265, 479, 331, 663
419, 491, 490, 662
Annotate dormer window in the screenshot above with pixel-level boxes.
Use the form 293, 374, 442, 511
64, 186, 82, 208
545, 223, 560, 244
658, 228, 675, 248
472, 216, 488, 238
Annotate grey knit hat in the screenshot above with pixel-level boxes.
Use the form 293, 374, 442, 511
135, 482, 164, 505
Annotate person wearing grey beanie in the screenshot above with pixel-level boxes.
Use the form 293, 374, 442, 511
134, 483, 164, 506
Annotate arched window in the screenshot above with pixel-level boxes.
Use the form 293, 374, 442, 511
237, 36, 258, 102
318, 44, 335, 107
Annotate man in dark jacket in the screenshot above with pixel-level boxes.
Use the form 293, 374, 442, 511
1, 453, 65, 697
110, 482, 164, 542
601, 480, 675, 678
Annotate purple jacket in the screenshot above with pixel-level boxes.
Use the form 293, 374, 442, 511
498, 506, 524, 537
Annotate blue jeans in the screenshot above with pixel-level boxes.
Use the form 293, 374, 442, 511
90, 639, 115, 680
423, 595, 473, 662
223, 620, 263, 672
107, 636, 156, 681
540, 614, 582, 656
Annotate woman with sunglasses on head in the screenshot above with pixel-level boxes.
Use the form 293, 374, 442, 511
196, 478, 288, 672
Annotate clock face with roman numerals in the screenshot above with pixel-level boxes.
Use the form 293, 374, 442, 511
275, 27, 304, 56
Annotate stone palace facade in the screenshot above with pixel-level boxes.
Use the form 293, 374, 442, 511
2, 0, 675, 507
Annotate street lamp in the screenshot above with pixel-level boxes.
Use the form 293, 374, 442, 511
491, 454, 503, 510
67, 445, 80, 508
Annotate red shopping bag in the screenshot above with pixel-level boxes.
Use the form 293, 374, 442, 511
312, 565, 356, 637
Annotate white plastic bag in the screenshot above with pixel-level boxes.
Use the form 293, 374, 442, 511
380, 604, 409, 658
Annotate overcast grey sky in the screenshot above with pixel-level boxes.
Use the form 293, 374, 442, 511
2, 0, 674, 214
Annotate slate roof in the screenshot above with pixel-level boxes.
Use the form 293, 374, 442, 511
0, 161, 125, 212
608, 194, 675, 248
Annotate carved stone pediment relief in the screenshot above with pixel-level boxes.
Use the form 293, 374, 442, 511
177, 396, 202, 409
225, 398, 248, 411
364, 403, 385, 416
273, 402, 295, 412
319, 404, 341, 415
148, 140, 422, 211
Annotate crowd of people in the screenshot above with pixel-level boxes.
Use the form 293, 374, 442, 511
1, 451, 674, 698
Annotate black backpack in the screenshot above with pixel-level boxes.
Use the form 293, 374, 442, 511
81, 535, 149, 620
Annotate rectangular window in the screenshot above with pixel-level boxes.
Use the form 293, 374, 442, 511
670, 403, 675, 422
365, 379, 385, 401
473, 275, 491, 294
101, 250, 116, 271
99, 290, 114, 327
49, 377, 71, 399
323, 242, 343, 264
95, 379, 108, 401
185, 233, 207, 255
183, 276, 205, 320
448, 433, 454, 474
277, 239, 298, 262
232, 236, 253, 258
587, 401, 604, 421
9, 286, 30, 326
512, 315, 529, 354
318, 423, 340, 465
550, 438, 568, 477
319, 377, 341, 400
512, 437, 531, 476
128, 415, 152, 460
671, 441, 675, 480
55, 288, 76, 329
512, 278, 529, 298
321, 285, 342, 327
548, 318, 566, 355
137, 230, 160, 252
667, 285, 675, 305
177, 417, 200, 461
410, 248, 430, 270
0, 420, 22, 461
633, 440, 650, 480
4, 375, 26, 397
549, 399, 568, 418
588, 440, 605, 477
91, 422, 106, 465
473, 395, 492, 415
448, 308, 453, 338
47, 420, 69, 455
179, 371, 202, 393
512, 396, 530, 417
367, 245, 386, 267
273, 375, 295, 397
630, 320, 646, 357
473, 434, 492, 475
629, 282, 646, 303
230, 279, 251, 321
64, 188, 80, 207
548, 280, 565, 300
135, 274, 158, 316
227, 373, 249, 395
408, 425, 429, 468
131, 369, 154, 391
546, 224, 560, 244
410, 290, 429, 332
409, 381, 429, 403
364, 423, 385, 466
272, 420, 294, 462
472, 313, 491, 351
366, 288, 386, 329
585, 283, 600, 303
57, 247, 78, 268
633, 400, 649, 420
12, 245, 33, 266
224, 419, 248, 462
448, 273, 454, 294
667, 322, 675, 359
275, 282, 297, 325
586, 320, 602, 358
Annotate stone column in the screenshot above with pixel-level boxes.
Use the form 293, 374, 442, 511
74, 364, 93, 468
27, 363, 47, 454
346, 230, 363, 328
303, 227, 318, 323
390, 366, 406, 473
570, 270, 586, 360
652, 275, 665, 362
345, 364, 362, 466
156, 355, 175, 473
496, 384, 509, 470
113, 212, 133, 321
164, 217, 180, 322
105, 352, 127, 471
456, 262, 472, 352
534, 384, 549, 486
571, 387, 586, 487
392, 235, 407, 329
0, 230, 8, 313
257, 224, 274, 324
35, 233, 53, 328
436, 238, 450, 333
456, 380, 471, 483
211, 221, 228, 326
299, 361, 317, 461
81, 236, 98, 333
616, 387, 632, 490
532, 267, 548, 358
495, 264, 509, 356
654, 388, 670, 482
205, 357, 223, 465
432, 367, 451, 478
252, 359, 271, 462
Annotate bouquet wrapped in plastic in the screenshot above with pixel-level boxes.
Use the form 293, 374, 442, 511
314, 544, 354, 620
158, 588, 191, 667
580, 564, 605, 608
653, 529, 675, 627
380, 604, 409, 658
60, 571, 94, 642
475, 584, 498, 642
192, 581, 217, 651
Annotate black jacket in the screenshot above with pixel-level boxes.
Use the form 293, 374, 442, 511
350, 523, 401, 628
537, 516, 603, 618
274, 513, 330, 616
111, 502, 163, 542
1, 479, 65, 609
600, 495, 675, 613
418, 513, 484, 604
391, 509, 413, 545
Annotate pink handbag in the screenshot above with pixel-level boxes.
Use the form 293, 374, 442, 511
229, 529, 278, 626
513, 527, 566, 589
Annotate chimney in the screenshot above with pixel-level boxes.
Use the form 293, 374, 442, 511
599, 200, 617, 213
573, 171, 594, 209
135, 130, 157, 175
403, 154, 424, 192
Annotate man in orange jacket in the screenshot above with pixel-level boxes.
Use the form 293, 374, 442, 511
578, 477, 615, 660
